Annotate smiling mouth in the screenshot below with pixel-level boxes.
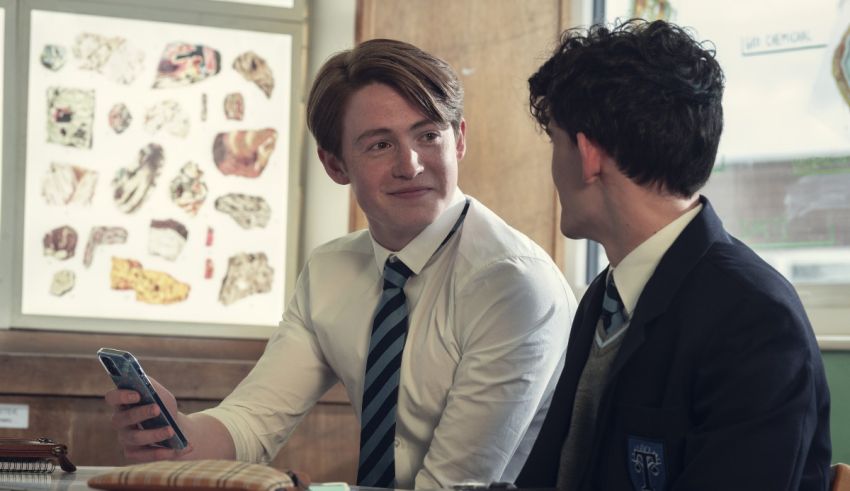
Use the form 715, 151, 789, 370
389, 187, 431, 198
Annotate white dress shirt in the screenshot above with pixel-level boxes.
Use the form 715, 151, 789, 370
202, 190, 576, 489
609, 202, 704, 319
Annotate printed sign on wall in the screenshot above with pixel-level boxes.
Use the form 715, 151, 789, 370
605, 0, 850, 163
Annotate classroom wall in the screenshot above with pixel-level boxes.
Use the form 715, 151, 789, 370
300, 0, 353, 259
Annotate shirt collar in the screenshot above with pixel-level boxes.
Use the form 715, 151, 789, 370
609, 202, 703, 318
371, 188, 467, 276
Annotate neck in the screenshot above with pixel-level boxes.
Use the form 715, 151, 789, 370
371, 228, 418, 252
599, 186, 699, 267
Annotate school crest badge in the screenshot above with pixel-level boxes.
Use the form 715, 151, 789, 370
627, 436, 666, 491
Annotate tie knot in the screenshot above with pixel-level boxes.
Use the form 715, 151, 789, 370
383, 256, 414, 289
603, 275, 622, 307
600, 275, 626, 333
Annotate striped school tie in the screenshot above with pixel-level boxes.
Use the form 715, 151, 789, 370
357, 256, 415, 487
600, 274, 626, 334
357, 199, 470, 487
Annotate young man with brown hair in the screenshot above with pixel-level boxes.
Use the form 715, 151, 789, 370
517, 20, 831, 490
105, 39, 576, 489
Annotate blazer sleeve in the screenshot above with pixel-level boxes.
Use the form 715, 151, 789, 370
672, 290, 829, 490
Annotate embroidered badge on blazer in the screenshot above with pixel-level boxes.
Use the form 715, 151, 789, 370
627, 436, 667, 491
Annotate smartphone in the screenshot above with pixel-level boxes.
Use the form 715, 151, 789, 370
97, 347, 188, 450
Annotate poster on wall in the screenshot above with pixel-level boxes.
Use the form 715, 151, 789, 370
21, 9, 292, 330
604, 0, 850, 164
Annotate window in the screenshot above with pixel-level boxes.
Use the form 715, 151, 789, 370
574, 0, 850, 342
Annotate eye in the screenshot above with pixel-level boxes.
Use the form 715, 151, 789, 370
368, 141, 392, 152
421, 131, 441, 143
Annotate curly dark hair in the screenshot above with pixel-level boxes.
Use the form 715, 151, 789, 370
529, 19, 725, 197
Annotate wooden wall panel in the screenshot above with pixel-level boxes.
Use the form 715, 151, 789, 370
0, 396, 357, 482
354, 0, 565, 266
0, 330, 356, 482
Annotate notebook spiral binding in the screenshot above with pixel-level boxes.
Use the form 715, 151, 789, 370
0, 438, 75, 473
0, 457, 57, 473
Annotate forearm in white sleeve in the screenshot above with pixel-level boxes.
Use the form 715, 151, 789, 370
200, 267, 338, 463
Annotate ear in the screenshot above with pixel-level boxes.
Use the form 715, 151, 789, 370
455, 119, 467, 161
317, 148, 350, 185
576, 132, 603, 183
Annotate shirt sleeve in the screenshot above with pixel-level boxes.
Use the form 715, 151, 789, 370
415, 256, 576, 488
200, 262, 338, 464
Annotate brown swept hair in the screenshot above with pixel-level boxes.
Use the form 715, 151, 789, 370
306, 38, 464, 159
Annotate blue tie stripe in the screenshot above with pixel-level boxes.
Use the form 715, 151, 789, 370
365, 314, 408, 370
358, 258, 413, 487
383, 266, 409, 287
364, 335, 407, 400
367, 298, 408, 353
363, 345, 404, 404
362, 369, 401, 431
360, 439, 397, 487
600, 275, 626, 334
357, 199, 471, 487
601, 293, 619, 313
372, 290, 394, 318
360, 387, 401, 459
362, 381, 400, 441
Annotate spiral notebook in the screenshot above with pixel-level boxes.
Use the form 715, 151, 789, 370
0, 438, 76, 474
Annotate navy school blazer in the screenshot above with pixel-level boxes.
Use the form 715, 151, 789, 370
517, 197, 831, 491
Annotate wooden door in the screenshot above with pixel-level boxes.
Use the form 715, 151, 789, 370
354, 0, 575, 266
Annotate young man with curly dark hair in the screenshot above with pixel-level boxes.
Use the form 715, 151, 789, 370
517, 19, 831, 491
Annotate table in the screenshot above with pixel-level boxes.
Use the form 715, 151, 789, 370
0, 468, 380, 491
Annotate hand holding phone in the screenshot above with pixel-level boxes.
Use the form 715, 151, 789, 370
98, 348, 188, 451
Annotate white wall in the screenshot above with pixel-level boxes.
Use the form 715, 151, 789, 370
300, 0, 355, 259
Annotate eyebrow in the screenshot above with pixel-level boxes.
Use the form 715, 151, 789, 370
353, 119, 440, 145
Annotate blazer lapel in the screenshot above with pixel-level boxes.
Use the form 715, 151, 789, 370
609, 196, 731, 380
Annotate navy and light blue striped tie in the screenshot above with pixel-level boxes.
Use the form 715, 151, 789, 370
600, 275, 626, 334
357, 256, 415, 487
357, 199, 471, 487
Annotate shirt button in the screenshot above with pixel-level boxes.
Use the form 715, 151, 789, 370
394, 439, 401, 448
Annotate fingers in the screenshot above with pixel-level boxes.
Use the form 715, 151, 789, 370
147, 378, 178, 411
104, 389, 140, 407
104, 385, 185, 462
111, 400, 163, 430
116, 424, 174, 448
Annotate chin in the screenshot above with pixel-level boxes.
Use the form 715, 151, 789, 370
560, 221, 587, 240
410, 211, 441, 230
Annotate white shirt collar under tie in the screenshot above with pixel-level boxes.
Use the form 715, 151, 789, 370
371, 188, 467, 276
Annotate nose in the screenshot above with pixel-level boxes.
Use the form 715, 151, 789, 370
393, 146, 424, 179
